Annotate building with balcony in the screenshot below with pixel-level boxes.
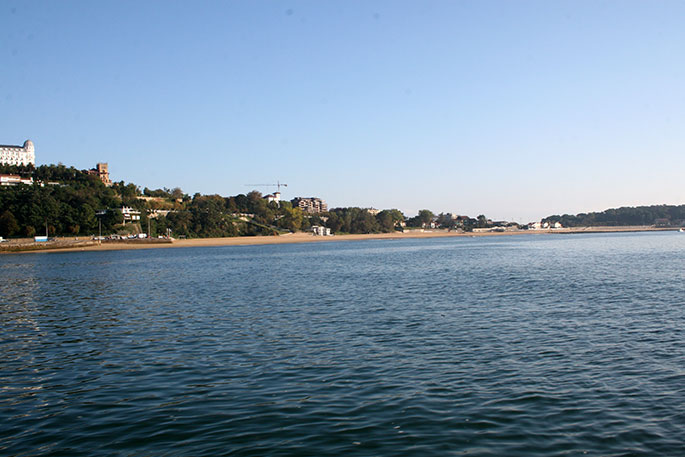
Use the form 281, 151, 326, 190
0, 140, 35, 166
292, 197, 328, 213
121, 207, 141, 223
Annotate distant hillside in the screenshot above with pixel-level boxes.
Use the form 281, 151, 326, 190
543, 205, 685, 227
0, 164, 296, 238
0, 164, 123, 237
0, 164, 407, 239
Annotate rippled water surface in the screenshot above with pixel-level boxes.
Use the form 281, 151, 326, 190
2, 232, 685, 456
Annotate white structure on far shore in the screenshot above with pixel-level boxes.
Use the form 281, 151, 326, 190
265, 192, 281, 204
0, 174, 34, 186
528, 221, 563, 230
0, 140, 35, 166
311, 225, 332, 236
121, 207, 141, 223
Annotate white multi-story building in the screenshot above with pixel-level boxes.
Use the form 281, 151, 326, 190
292, 197, 328, 213
0, 140, 35, 166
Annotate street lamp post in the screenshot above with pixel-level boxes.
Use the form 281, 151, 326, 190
95, 209, 108, 244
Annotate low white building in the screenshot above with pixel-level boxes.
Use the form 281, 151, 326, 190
311, 225, 332, 236
0, 174, 33, 186
0, 140, 35, 166
148, 209, 171, 219
265, 192, 281, 204
528, 221, 553, 230
121, 207, 141, 223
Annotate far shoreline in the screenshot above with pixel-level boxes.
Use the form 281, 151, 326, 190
0, 226, 678, 255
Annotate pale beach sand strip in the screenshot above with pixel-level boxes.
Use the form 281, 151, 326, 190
1, 226, 675, 254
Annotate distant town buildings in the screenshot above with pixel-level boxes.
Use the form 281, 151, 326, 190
0, 140, 35, 166
292, 197, 328, 213
528, 221, 563, 230
87, 163, 112, 186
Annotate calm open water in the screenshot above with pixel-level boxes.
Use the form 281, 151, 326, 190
2, 232, 685, 456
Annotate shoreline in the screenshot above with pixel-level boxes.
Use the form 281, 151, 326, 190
0, 226, 678, 254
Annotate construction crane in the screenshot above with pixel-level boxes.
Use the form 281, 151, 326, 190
244, 181, 288, 193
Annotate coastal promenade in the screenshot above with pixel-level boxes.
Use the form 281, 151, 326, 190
0, 237, 172, 253
0, 226, 676, 254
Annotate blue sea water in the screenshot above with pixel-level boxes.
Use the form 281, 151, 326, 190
1, 231, 685, 456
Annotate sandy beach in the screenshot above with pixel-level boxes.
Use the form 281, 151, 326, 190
1, 226, 676, 254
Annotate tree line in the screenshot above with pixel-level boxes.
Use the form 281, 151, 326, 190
0, 163, 501, 239
542, 205, 685, 227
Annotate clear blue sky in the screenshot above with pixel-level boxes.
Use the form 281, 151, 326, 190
3, 1, 685, 221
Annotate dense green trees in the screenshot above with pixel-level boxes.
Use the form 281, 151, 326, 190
157, 191, 302, 238
323, 208, 405, 234
0, 210, 19, 237
0, 163, 520, 238
0, 163, 34, 177
0, 168, 121, 237
543, 205, 685, 227
0, 165, 290, 238
476, 215, 489, 228
277, 203, 304, 232
376, 209, 405, 231
406, 209, 435, 228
